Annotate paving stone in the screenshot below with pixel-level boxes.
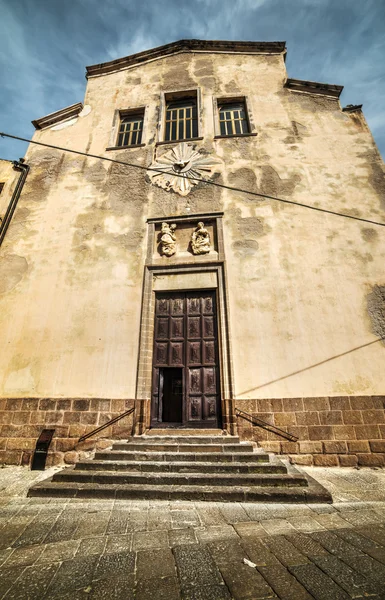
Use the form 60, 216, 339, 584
0, 548, 13, 567
46, 555, 99, 597
284, 532, 328, 558
88, 575, 135, 600
173, 544, 224, 589
311, 513, 353, 530
218, 503, 249, 523
37, 538, 81, 563
135, 576, 180, 600
240, 538, 280, 566
76, 536, 106, 556
258, 564, 313, 600
147, 507, 172, 530
195, 525, 239, 543
286, 516, 326, 533
132, 529, 169, 550
261, 535, 309, 566
4, 543, 44, 567
260, 519, 297, 535
357, 524, 385, 546
340, 509, 383, 527
288, 563, 350, 600
73, 510, 111, 539
168, 528, 197, 547
106, 509, 130, 535
3, 562, 59, 600
208, 540, 276, 599
11, 513, 57, 547
171, 509, 200, 529
94, 550, 135, 580
181, 584, 232, 600
334, 528, 382, 553
0, 566, 25, 598
104, 533, 132, 554
43, 510, 81, 543
311, 530, 366, 557
234, 521, 267, 538
312, 554, 379, 598
196, 506, 226, 526
126, 508, 148, 532
136, 548, 176, 580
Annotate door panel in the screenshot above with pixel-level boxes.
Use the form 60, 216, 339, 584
152, 291, 220, 427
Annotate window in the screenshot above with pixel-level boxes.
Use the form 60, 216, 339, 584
218, 100, 249, 136
165, 97, 198, 142
117, 110, 144, 147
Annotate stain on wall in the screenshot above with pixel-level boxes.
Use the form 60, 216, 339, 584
367, 285, 385, 342
0, 254, 28, 294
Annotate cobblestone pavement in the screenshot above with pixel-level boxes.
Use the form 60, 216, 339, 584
1, 465, 385, 599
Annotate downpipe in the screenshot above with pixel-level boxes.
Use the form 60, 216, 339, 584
0, 158, 30, 247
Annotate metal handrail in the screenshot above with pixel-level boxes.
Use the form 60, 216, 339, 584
235, 408, 298, 442
77, 407, 135, 444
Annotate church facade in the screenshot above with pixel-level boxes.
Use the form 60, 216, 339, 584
0, 39, 384, 468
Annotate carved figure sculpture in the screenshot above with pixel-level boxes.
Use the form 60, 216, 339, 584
191, 221, 210, 255
160, 222, 177, 256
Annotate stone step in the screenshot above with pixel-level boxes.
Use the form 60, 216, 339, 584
94, 451, 269, 463
28, 481, 332, 503
75, 460, 287, 474
130, 435, 240, 445
54, 469, 306, 487
111, 442, 253, 453
144, 429, 224, 436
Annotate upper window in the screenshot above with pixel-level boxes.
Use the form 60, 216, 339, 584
117, 110, 144, 147
218, 100, 249, 136
165, 97, 198, 142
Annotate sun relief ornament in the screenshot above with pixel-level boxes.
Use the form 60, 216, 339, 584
147, 142, 221, 196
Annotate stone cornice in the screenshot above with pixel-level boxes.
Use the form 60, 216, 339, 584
285, 78, 343, 98
86, 39, 286, 78
32, 103, 84, 130
342, 104, 363, 113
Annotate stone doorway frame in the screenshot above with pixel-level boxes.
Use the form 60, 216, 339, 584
134, 213, 235, 435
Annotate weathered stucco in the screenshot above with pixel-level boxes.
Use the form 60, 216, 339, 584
0, 46, 384, 408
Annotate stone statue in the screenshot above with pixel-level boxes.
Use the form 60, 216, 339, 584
160, 222, 177, 256
191, 221, 211, 255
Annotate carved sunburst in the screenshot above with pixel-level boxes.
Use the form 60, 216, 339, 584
147, 142, 222, 196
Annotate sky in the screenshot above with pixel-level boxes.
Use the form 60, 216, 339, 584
0, 0, 384, 160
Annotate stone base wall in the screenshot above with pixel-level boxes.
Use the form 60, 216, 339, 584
0, 398, 135, 466
234, 396, 385, 467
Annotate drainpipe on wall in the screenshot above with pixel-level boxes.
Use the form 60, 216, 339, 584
0, 158, 30, 247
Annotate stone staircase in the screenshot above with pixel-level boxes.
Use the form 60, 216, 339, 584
28, 433, 332, 502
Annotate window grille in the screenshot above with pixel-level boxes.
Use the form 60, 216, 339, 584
117, 112, 144, 146
218, 101, 249, 136
165, 99, 198, 142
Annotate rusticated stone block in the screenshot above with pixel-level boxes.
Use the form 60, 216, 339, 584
5, 399, 23, 411
0, 450, 22, 465
280, 441, 299, 454
372, 396, 385, 409
282, 398, 303, 412
251, 429, 268, 441
45, 452, 64, 467
369, 440, 385, 453
361, 410, 385, 424
21, 451, 32, 466
270, 399, 283, 412
299, 441, 323, 454
333, 426, 356, 440
30, 411, 46, 424
68, 424, 86, 438
323, 441, 347, 454
98, 413, 114, 425
257, 412, 274, 424
319, 411, 343, 425
96, 439, 113, 450
289, 454, 313, 466
1, 425, 20, 437
45, 411, 64, 425
313, 454, 338, 467
90, 399, 111, 412
295, 412, 320, 426
380, 425, 385, 439
274, 412, 296, 426
339, 454, 358, 467
308, 426, 334, 441
347, 440, 370, 453
0, 412, 13, 425
259, 441, 281, 453
80, 412, 99, 425
257, 399, 273, 412
357, 453, 385, 467
342, 411, 363, 425
21, 399, 39, 411
329, 396, 351, 411
63, 411, 81, 424
355, 425, 380, 440
0, 400, 7, 411
56, 399, 71, 410
72, 399, 90, 411
287, 426, 308, 440
6, 438, 35, 451
304, 397, 330, 412
111, 399, 126, 412
350, 396, 375, 410
0, 439, 7, 450
39, 399, 56, 411
56, 438, 75, 452
12, 412, 30, 425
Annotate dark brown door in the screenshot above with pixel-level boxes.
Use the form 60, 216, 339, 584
151, 291, 221, 428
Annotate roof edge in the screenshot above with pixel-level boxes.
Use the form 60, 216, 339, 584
86, 39, 286, 78
342, 104, 363, 113
285, 78, 343, 98
32, 103, 84, 130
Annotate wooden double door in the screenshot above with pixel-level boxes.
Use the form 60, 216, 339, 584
151, 290, 221, 428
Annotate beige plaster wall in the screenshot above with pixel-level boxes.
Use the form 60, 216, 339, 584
0, 50, 384, 400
